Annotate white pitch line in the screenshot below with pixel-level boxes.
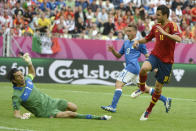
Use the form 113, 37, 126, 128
40, 88, 196, 102
1, 86, 195, 102
0, 126, 34, 131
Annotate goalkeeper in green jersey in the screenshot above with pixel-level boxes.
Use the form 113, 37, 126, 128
7, 53, 111, 120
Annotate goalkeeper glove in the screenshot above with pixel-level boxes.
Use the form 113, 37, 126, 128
22, 53, 32, 65
21, 113, 31, 120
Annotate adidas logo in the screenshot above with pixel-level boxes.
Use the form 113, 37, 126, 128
173, 69, 185, 82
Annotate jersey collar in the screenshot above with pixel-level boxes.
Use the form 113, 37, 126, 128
13, 86, 24, 90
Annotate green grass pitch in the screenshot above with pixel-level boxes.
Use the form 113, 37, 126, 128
0, 82, 196, 131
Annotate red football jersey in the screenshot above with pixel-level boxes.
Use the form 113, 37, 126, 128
145, 22, 181, 64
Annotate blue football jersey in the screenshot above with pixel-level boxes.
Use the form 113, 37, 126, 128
119, 40, 147, 74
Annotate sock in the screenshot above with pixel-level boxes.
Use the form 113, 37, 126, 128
149, 88, 167, 104
76, 114, 101, 120
139, 72, 147, 91
111, 89, 122, 108
146, 91, 161, 113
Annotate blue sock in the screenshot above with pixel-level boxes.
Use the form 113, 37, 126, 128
111, 89, 122, 108
150, 88, 167, 104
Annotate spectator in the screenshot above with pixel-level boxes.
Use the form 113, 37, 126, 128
182, 26, 192, 43
10, 26, 22, 36
89, 0, 99, 12
21, 22, 34, 36
56, 0, 66, 10
75, 0, 89, 10
175, 5, 183, 22
52, 16, 65, 35
39, 0, 51, 12
190, 5, 196, 24
97, 8, 108, 28
171, 0, 183, 11
37, 12, 51, 33
12, 2, 24, 16
64, 14, 75, 34
63, 6, 74, 19
189, 58, 194, 64
112, 0, 122, 9
13, 14, 24, 27
0, 11, 13, 28
102, 17, 115, 35
116, 31, 124, 40
102, 0, 114, 11
137, 18, 145, 37
23, 7, 33, 24
91, 23, 99, 38
118, 2, 126, 11
75, 6, 86, 25
75, 17, 85, 33
66, 0, 75, 9
8, 0, 17, 9
115, 17, 126, 32
86, 8, 95, 24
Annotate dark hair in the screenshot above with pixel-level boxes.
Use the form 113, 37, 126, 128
189, 58, 193, 62
127, 24, 137, 31
157, 5, 170, 18
7, 68, 19, 86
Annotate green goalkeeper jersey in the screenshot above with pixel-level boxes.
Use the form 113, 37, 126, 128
12, 74, 67, 117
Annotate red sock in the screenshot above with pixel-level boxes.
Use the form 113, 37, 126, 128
146, 91, 161, 113
139, 72, 147, 91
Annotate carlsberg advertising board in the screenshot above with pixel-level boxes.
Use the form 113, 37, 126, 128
0, 57, 195, 87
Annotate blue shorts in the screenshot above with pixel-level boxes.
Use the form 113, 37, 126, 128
147, 55, 172, 84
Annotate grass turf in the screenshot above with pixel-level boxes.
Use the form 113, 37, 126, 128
0, 82, 196, 131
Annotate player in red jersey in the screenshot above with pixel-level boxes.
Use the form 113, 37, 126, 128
133, 5, 181, 120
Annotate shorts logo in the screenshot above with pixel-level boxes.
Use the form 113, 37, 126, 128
163, 76, 169, 82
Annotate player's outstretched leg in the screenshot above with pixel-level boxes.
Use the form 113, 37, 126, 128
131, 88, 172, 113
56, 111, 112, 120
101, 89, 122, 112
140, 81, 162, 121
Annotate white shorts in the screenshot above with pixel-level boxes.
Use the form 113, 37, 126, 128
117, 69, 139, 85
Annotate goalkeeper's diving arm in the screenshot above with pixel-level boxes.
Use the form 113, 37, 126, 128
22, 53, 36, 78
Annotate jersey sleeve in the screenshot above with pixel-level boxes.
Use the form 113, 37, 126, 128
119, 42, 125, 55
145, 25, 155, 41
170, 22, 181, 36
12, 96, 21, 110
139, 44, 148, 55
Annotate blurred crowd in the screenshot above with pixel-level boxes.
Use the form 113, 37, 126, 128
0, 0, 196, 43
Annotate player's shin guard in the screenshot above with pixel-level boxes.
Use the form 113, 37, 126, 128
139, 72, 147, 92
146, 91, 161, 113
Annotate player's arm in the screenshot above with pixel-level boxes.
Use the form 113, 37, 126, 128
108, 45, 122, 59
156, 26, 181, 42
133, 26, 155, 48
133, 38, 150, 49
12, 97, 31, 119
139, 44, 149, 59
14, 110, 31, 119
21, 53, 36, 78
138, 38, 149, 44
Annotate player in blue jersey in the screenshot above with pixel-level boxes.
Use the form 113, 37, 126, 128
101, 24, 171, 113
8, 53, 111, 120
